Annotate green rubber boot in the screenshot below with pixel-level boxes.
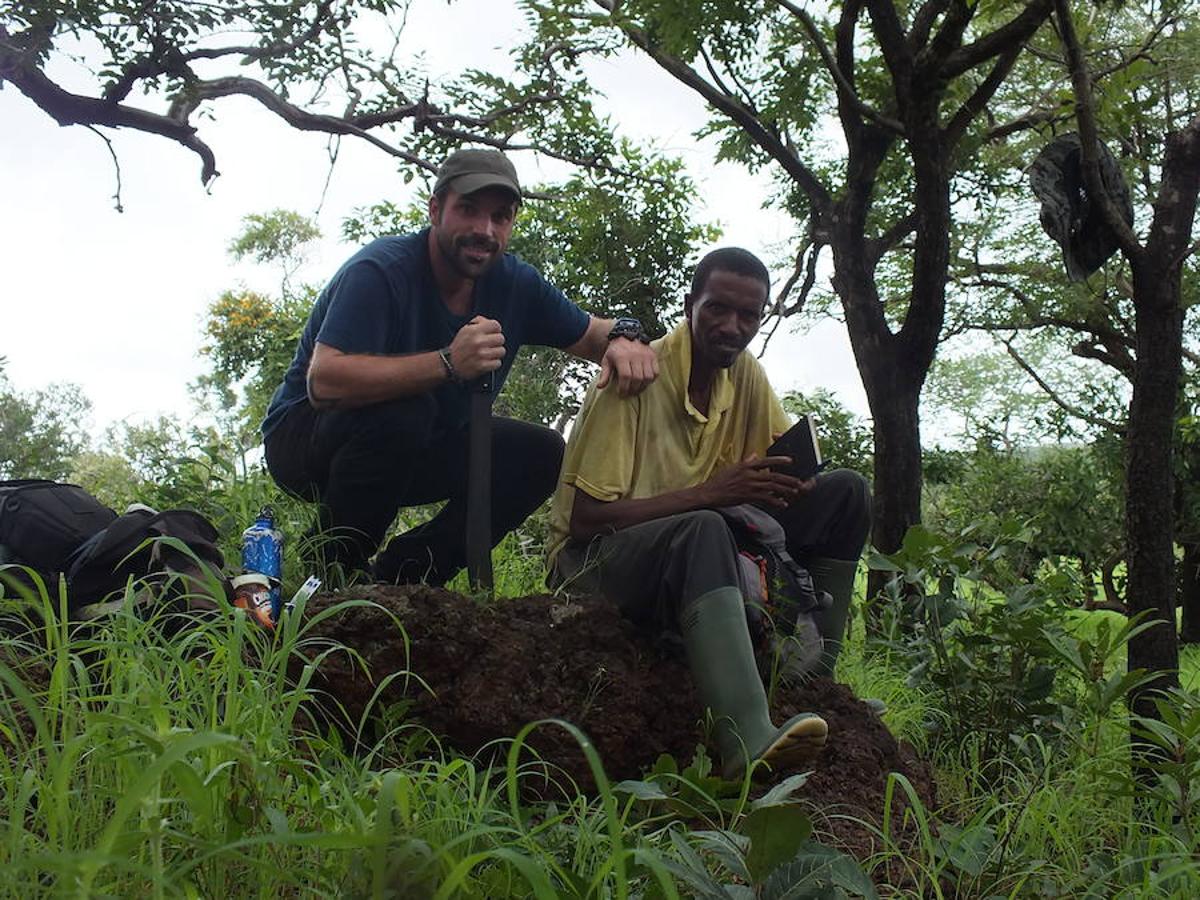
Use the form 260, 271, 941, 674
681, 586, 828, 780
804, 556, 861, 678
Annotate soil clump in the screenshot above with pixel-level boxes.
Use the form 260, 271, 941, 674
300, 584, 936, 862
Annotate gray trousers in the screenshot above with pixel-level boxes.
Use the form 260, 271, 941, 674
551, 469, 871, 629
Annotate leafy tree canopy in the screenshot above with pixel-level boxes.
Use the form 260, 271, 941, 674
1, 0, 621, 198
0, 358, 92, 480
198, 210, 321, 445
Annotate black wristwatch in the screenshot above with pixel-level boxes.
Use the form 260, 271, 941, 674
607, 316, 650, 344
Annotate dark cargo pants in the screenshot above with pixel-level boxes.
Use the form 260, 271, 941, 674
550, 468, 871, 628
265, 394, 564, 585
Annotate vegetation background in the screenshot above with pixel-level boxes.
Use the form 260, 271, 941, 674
4, 0, 1200, 895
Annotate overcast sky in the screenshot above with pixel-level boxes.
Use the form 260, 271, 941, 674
1, 1, 869, 438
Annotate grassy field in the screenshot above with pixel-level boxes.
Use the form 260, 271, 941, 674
3, 485, 1200, 897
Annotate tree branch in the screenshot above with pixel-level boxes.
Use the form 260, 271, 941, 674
613, 23, 831, 211
773, 0, 903, 134
1002, 337, 1126, 433
1052, 0, 1144, 261
941, 0, 1054, 79
0, 38, 220, 184
175, 76, 436, 172
986, 107, 1067, 142
966, 275, 1137, 378
102, 0, 339, 103
1092, 548, 1130, 614
944, 44, 1023, 147
779, 233, 823, 319
758, 238, 821, 356
908, 0, 951, 55
867, 212, 917, 264
83, 124, 125, 212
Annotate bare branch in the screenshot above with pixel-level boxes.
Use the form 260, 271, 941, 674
697, 43, 741, 104
177, 76, 436, 172
779, 236, 822, 319
1002, 337, 1126, 433
944, 44, 1023, 146
1093, 11, 1176, 80
908, 0, 951, 54
83, 124, 125, 213
1094, 549, 1130, 614
986, 108, 1067, 142
966, 275, 1137, 377
759, 231, 825, 355
868, 212, 917, 263
0, 39, 220, 183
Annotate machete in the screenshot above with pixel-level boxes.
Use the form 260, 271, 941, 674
465, 371, 494, 593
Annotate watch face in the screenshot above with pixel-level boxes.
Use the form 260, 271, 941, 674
609, 318, 644, 341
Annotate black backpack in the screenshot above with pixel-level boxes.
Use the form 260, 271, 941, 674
0, 480, 229, 617
0, 480, 117, 595
66, 508, 230, 615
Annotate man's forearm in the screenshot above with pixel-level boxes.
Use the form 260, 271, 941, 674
569, 484, 711, 542
306, 343, 449, 409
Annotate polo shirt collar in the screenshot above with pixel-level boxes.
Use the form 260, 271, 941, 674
661, 321, 735, 424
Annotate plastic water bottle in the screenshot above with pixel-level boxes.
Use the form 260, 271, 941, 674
242, 506, 283, 620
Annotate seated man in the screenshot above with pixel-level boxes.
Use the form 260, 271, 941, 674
546, 247, 871, 780
262, 148, 657, 584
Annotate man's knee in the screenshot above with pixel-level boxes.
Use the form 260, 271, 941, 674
494, 419, 566, 498
525, 425, 566, 492
822, 469, 872, 521
673, 509, 739, 555
819, 468, 873, 556
780, 468, 872, 561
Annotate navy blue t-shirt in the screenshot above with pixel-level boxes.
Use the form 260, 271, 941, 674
262, 229, 590, 437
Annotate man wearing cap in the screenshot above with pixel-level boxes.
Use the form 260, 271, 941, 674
262, 148, 659, 584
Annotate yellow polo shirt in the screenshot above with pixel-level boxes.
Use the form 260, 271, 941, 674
546, 320, 791, 566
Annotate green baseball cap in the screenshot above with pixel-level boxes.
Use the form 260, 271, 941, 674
433, 149, 522, 201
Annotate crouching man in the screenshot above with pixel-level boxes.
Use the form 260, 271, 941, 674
261, 148, 658, 585
546, 247, 871, 780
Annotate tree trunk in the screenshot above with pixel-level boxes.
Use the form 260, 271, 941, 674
864, 376, 924, 612
1124, 262, 1182, 712
1122, 115, 1200, 708
1179, 542, 1200, 645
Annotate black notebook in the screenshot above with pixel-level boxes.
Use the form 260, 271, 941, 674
766, 413, 826, 479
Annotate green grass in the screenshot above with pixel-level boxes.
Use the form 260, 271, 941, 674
5, 470, 1200, 896
832, 598, 1200, 898
0, 575, 708, 898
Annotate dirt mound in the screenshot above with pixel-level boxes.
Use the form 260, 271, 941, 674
300, 585, 936, 859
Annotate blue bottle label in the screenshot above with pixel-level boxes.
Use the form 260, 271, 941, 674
242, 518, 283, 619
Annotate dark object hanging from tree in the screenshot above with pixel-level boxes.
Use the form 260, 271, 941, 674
1029, 132, 1135, 282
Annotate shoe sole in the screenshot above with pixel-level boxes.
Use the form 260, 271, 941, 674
757, 716, 828, 774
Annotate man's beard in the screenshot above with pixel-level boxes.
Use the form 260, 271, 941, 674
437, 230, 500, 279
708, 336, 748, 367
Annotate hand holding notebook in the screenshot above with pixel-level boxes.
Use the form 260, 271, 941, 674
765, 414, 827, 480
